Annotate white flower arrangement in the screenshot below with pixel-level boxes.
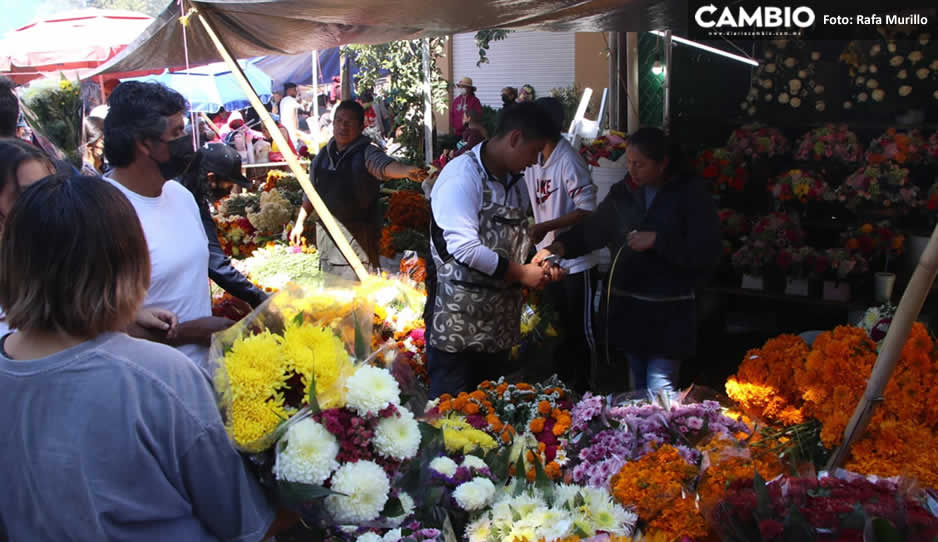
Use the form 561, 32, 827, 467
871, 44, 882, 55
388, 492, 415, 527
357, 533, 384, 542
908, 50, 924, 64
920, 33, 931, 46
790, 79, 803, 92
462, 455, 489, 471
765, 63, 777, 73
453, 477, 496, 511
345, 366, 401, 416
899, 85, 913, 97
816, 101, 826, 112
888, 42, 897, 53
429, 456, 459, 477
890, 55, 904, 67
373, 407, 421, 461
815, 84, 825, 94
791, 97, 802, 108
325, 460, 391, 523
844, 101, 853, 109
784, 57, 797, 68
872, 89, 886, 102
383, 529, 403, 542
917, 68, 930, 80
898, 69, 908, 79
811, 51, 821, 61
779, 92, 790, 104
866, 79, 879, 89
273, 418, 340, 485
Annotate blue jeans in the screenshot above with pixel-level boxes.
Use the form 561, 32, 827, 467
626, 354, 681, 392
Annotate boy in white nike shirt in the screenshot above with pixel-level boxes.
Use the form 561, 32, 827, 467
524, 97, 599, 391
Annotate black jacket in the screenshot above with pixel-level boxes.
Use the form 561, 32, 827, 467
558, 174, 720, 359
182, 173, 268, 308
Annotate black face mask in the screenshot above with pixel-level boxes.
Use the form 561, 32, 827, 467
502, 95, 513, 106
157, 135, 198, 180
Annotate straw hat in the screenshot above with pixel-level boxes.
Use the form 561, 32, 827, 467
456, 77, 476, 90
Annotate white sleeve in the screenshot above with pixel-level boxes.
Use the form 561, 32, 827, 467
564, 152, 598, 212
430, 163, 500, 276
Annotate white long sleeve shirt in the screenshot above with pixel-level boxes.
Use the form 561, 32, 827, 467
430, 143, 530, 276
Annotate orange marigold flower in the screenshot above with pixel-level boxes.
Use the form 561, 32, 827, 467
439, 394, 453, 402
451, 396, 468, 411
487, 415, 503, 432
526, 467, 536, 482
469, 390, 486, 402
501, 429, 512, 444
525, 450, 535, 463
479, 380, 493, 390
545, 461, 562, 480
496, 383, 509, 395
464, 402, 480, 415
438, 399, 452, 413
516, 383, 533, 391
529, 417, 546, 434
538, 401, 552, 415
537, 441, 546, 453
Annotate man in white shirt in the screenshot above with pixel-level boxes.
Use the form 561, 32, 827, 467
279, 82, 300, 148
103, 81, 233, 370
426, 102, 564, 397
524, 97, 599, 391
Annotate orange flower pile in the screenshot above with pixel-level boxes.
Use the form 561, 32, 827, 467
611, 445, 703, 539
523, 443, 563, 481
380, 225, 404, 258
725, 334, 810, 425
437, 390, 513, 443
386, 190, 430, 231
528, 400, 573, 438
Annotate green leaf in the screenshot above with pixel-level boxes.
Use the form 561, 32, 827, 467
753, 472, 771, 518
532, 454, 553, 502
277, 480, 344, 505
307, 372, 320, 414
354, 314, 368, 361
292, 311, 305, 327
513, 452, 526, 494
383, 496, 405, 518
871, 518, 904, 542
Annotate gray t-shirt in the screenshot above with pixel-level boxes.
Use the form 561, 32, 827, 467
0, 332, 274, 541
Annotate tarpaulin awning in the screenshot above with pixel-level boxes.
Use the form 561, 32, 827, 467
93, 0, 686, 76
122, 59, 272, 112
249, 48, 359, 92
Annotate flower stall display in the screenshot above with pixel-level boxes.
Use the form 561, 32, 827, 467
749, 212, 805, 248
231, 242, 321, 291
579, 132, 629, 167
209, 284, 425, 528
856, 301, 896, 343
380, 189, 431, 261
865, 128, 928, 166
837, 162, 918, 212
357, 275, 428, 386
794, 124, 863, 165
695, 148, 748, 194
712, 470, 938, 541
724, 323, 938, 490
719, 209, 751, 240
843, 221, 905, 272
731, 240, 777, 285
767, 169, 831, 205
726, 124, 791, 160
739, 39, 829, 119
928, 132, 938, 164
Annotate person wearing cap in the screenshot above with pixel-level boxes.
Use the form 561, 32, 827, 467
523, 97, 599, 392
181, 143, 268, 309
450, 77, 482, 139
279, 82, 300, 148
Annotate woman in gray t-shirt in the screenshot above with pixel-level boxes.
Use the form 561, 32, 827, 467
0, 174, 291, 541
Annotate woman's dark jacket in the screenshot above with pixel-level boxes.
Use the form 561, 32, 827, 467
557, 174, 721, 360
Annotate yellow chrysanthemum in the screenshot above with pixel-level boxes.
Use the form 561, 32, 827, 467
281, 322, 355, 410
434, 416, 498, 454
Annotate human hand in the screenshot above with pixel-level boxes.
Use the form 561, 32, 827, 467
289, 222, 305, 246
518, 262, 550, 289
407, 166, 429, 182
136, 307, 178, 340
627, 231, 657, 252
546, 265, 567, 282
178, 317, 237, 347
532, 248, 554, 267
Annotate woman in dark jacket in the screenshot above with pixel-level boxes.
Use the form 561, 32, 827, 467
534, 127, 720, 392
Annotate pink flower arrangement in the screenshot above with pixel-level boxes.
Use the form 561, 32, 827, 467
768, 169, 832, 204
750, 212, 805, 247
727, 123, 791, 159
774, 246, 821, 279
794, 124, 863, 164
731, 240, 777, 276
837, 163, 918, 211
865, 128, 927, 165
820, 248, 870, 280
719, 209, 750, 239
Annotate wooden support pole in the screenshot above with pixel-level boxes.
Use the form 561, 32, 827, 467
193, 7, 369, 282
421, 38, 433, 166
827, 222, 938, 469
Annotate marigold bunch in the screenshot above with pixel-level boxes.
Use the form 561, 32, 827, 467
610, 444, 698, 519
386, 190, 430, 231
725, 334, 809, 425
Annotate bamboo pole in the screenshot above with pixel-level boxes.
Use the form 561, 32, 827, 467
827, 222, 938, 470
192, 6, 369, 282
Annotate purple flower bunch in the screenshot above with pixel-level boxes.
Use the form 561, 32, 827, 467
569, 396, 750, 487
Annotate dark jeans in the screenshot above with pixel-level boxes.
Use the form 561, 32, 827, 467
543, 269, 596, 392
427, 347, 509, 398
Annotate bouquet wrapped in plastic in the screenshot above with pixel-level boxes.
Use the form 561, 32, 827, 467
209, 280, 424, 528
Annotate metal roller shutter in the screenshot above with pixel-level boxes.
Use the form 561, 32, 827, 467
451, 31, 576, 109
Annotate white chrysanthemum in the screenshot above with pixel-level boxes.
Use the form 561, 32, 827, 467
784, 57, 796, 68
778, 92, 790, 104
920, 33, 931, 46
357, 533, 383, 542
856, 76, 866, 85
387, 492, 415, 527
383, 528, 403, 542
273, 418, 340, 485
898, 69, 908, 79
508, 493, 545, 518
869, 64, 878, 73
888, 42, 897, 53
844, 100, 853, 110
552, 483, 582, 507
748, 88, 758, 98
765, 63, 777, 73
797, 70, 807, 79
931, 60, 938, 71
872, 89, 885, 102
345, 366, 400, 416
581, 488, 637, 536
908, 50, 923, 64
761, 79, 772, 88
815, 84, 825, 94
531, 508, 574, 541
466, 517, 491, 542
791, 97, 802, 108
858, 64, 868, 73
429, 456, 459, 477
899, 85, 913, 97
789, 79, 802, 92
890, 55, 904, 67
811, 51, 821, 61
453, 477, 496, 511
917, 68, 930, 80
739, 101, 748, 110
764, 93, 773, 102
462, 454, 489, 471
324, 461, 391, 523
871, 44, 881, 55
858, 92, 869, 102
866, 79, 879, 89
374, 407, 421, 461
816, 101, 826, 112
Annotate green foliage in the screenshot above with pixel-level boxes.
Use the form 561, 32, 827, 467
474, 30, 512, 66
480, 105, 498, 138
344, 38, 449, 164
22, 77, 83, 167
550, 85, 582, 131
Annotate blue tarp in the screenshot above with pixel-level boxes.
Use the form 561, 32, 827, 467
123, 59, 272, 113
249, 48, 356, 92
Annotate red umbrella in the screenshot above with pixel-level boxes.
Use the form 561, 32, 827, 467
0, 8, 153, 84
